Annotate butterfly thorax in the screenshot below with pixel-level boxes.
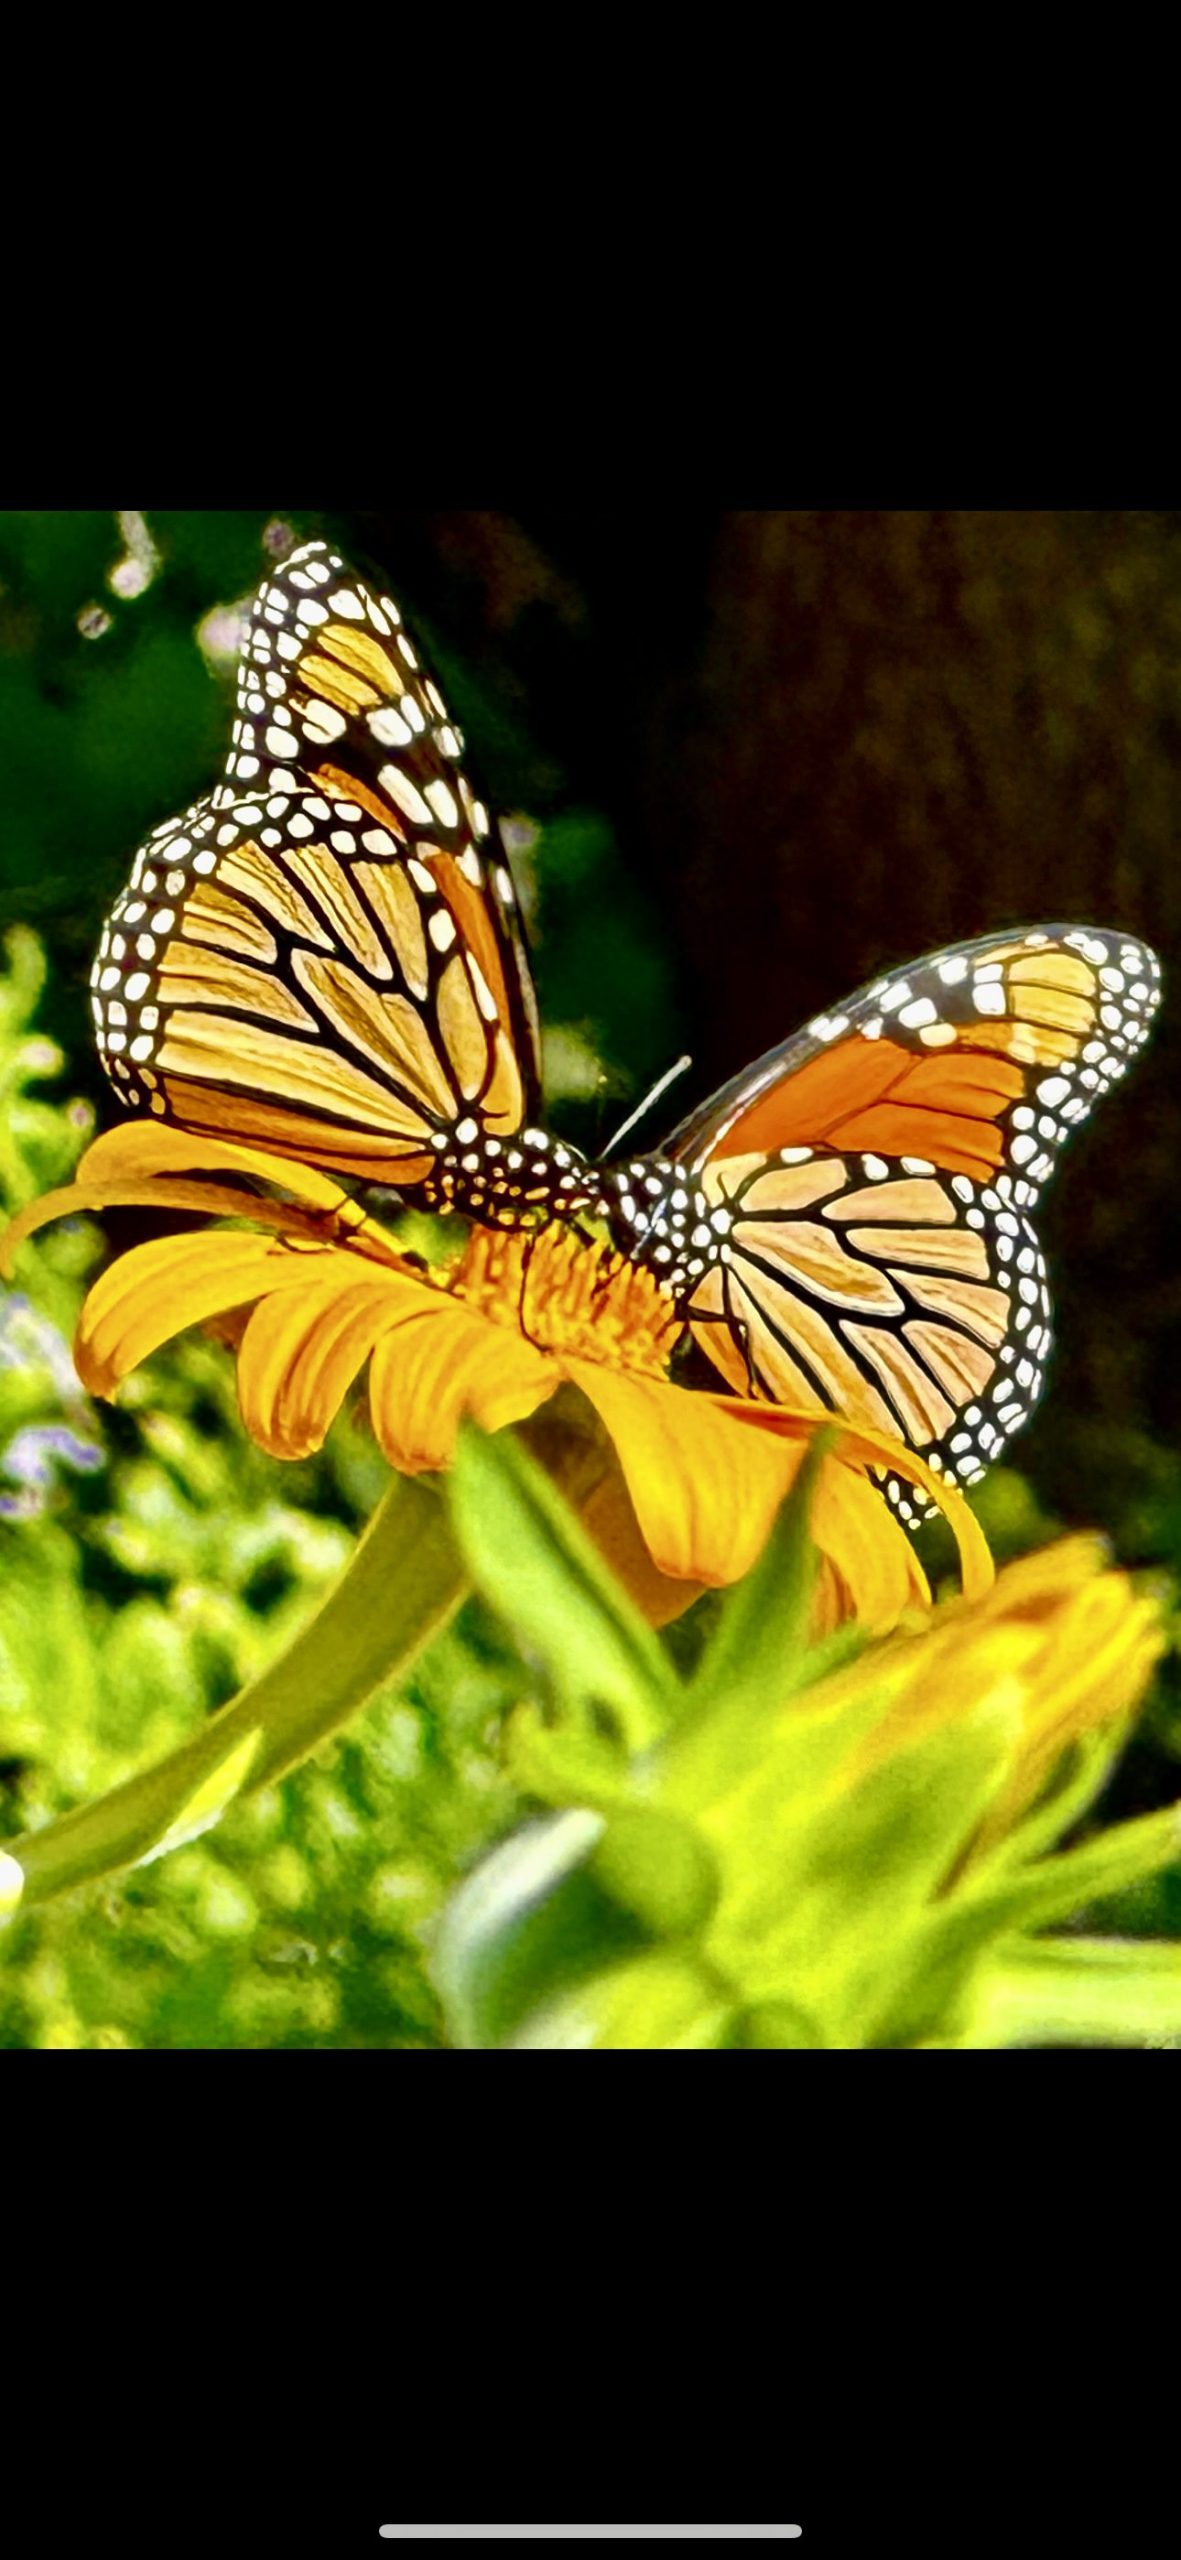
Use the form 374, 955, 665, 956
420, 1120, 598, 1230
596, 1158, 718, 1296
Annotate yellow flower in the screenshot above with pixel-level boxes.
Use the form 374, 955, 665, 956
829, 1530, 1166, 1854
1, 1122, 992, 1630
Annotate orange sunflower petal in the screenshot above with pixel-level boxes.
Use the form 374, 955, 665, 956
566, 1363, 807, 1587
369, 1297, 555, 1474
1, 1172, 276, 1279
75, 1231, 340, 1397
567, 1365, 978, 1627
967, 1531, 1106, 1624
73, 1122, 359, 1220
576, 1458, 709, 1628
2, 1176, 368, 1287
2, 1178, 104, 1276
236, 1262, 429, 1460
806, 1451, 931, 1629
715, 1396, 994, 1601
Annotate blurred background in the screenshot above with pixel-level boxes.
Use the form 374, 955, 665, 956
1, 506, 1178, 2046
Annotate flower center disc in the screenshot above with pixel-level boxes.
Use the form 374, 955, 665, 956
453, 1224, 682, 1378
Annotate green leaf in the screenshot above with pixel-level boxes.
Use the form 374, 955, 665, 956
2, 1472, 467, 1908
432, 1810, 649, 2050
687, 1430, 829, 1720
867, 1802, 1181, 2047
956, 1802, 1181, 1943
589, 1806, 719, 1940
137, 1728, 263, 1867
724, 2000, 827, 2049
505, 1703, 635, 1813
660, 1444, 882, 1825
967, 1935, 1181, 2048
507, 1949, 736, 2050
961, 1719, 1133, 1881
433, 1795, 721, 2047
448, 1423, 678, 1749
707, 1688, 1024, 2040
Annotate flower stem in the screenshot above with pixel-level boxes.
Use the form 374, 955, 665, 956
1, 1474, 468, 1913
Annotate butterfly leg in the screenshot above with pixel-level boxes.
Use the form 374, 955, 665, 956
514, 1226, 554, 1354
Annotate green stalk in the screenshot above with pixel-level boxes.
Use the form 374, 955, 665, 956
970, 1935, 1181, 2047
1, 1474, 468, 1914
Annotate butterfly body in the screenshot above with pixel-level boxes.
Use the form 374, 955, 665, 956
91, 537, 1163, 1529
420, 1119, 598, 1229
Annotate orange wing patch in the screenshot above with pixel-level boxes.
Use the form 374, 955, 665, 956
156, 944, 316, 1032
158, 1075, 436, 1185
895, 1270, 1008, 1343
216, 846, 333, 949
824, 1175, 959, 1226
734, 1218, 906, 1315
847, 1224, 991, 1276
901, 1317, 999, 1402
314, 621, 407, 698
156, 1008, 439, 1137
181, 878, 280, 963
714, 1038, 1025, 1178
725, 1263, 899, 1434
354, 862, 429, 997
702, 1156, 848, 1216
289, 952, 458, 1119
310, 760, 515, 1034
280, 844, 394, 980
432, 858, 517, 1032
838, 1322, 957, 1445
312, 765, 408, 842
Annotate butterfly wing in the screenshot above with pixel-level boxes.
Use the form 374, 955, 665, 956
91, 540, 541, 1184
661, 926, 1162, 1515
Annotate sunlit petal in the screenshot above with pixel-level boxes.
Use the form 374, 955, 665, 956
576, 1456, 708, 1628
840, 1533, 1168, 1861
74, 1121, 358, 1220
966, 1531, 1106, 1624
76, 1231, 339, 1397
237, 1264, 427, 1461
808, 1455, 931, 1629
369, 1297, 554, 1474
715, 1396, 993, 1601
567, 1363, 804, 1586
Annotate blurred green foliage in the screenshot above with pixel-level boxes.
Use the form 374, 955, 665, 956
435, 1432, 1181, 2050
1, 508, 1178, 2045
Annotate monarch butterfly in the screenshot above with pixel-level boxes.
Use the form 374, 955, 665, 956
91, 537, 1163, 1524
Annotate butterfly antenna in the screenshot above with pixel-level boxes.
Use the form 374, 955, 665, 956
600, 1055, 693, 1159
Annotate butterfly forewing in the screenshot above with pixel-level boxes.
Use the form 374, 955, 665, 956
662, 926, 1162, 1515
91, 541, 542, 1183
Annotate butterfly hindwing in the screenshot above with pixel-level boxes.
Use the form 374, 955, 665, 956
680, 1144, 1049, 1519
91, 542, 542, 1183
661, 926, 1162, 1513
